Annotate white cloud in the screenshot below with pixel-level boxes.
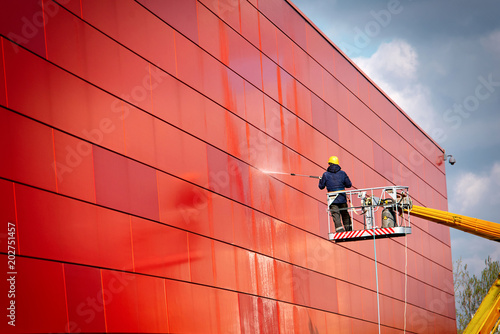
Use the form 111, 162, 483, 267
354, 38, 418, 82
353, 39, 438, 133
449, 162, 500, 215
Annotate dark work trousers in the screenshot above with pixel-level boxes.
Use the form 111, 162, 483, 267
330, 202, 352, 232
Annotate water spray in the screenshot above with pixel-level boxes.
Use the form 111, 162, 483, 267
261, 170, 321, 179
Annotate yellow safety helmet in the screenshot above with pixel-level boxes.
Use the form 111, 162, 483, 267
328, 156, 339, 165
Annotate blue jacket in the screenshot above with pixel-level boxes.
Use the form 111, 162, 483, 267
318, 164, 352, 204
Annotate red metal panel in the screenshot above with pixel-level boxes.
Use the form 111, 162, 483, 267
175, 32, 204, 90
197, 5, 223, 61
45, 7, 153, 112
225, 108, 248, 159
188, 233, 215, 286
259, 0, 307, 50
380, 121, 404, 160
131, 216, 190, 280
16, 184, 134, 269
240, 0, 260, 48
156, 170, 211, 234
244, 83, 266, 130
0, 39, 6, 107
379, 294, 395, 327
295, 80, 312, 123
149, 66, 181, 126
398, 112, 416, 148
275, 260, 294, 302
277, 301, 295, 332
198, 0, 218, 14
3, 39, 126, 153
0, 256, 67, 333
209, 104, 233, 154
123, 105, 156, 166
227, 155, 251, 207
234, 248, 257, 295
227, 25, 262, 90
213, 240, 237, 290
287, 189, 306, 230
93, 146, 159, 220
102, 270, 169, 333
373, 142, 394, 182
261, 55, 279, 101
266, 174, 286, 218
308, 60, 324, 98
207, 145, 231, 198
272, 219, 291, 263
0, 108, 57, 192
166, 280, 219, 333
226, 70, 247, 118
280, 68, 296, 115
350, 94, 381, 142
253, 211, 274, 257
259, 297, 280, 332
57, 0, 81, 17
53, 130, 96, 203
216, 288, 241, 332
249, 166, 273, 214
322, 72, 347, 118
357, 74, 371, 106
370, 84, 399, 129
334, 52, 358, 94
217, 0, 241, 32
276, 29, 294, 75
64, 264, 106, 333
238, 293, 260, 333
264, 96, 283, 139
255, 253, 276, 299
306, 24, 334, 75
258, 14, 278, 62
0, 1, 47, 58
338, 116, 375, 169
293, 43, 310, 88
202, 51, 228, 107
81, 0, 176, 75
309, 271, 338, 312
137, 0, 198, 43
311, 94, 339, 143
292, 265, 310, 306
232, 202, 255, 250
210, 192, 234, 243
154, 121, 209, 187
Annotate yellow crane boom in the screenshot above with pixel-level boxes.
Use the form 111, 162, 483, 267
408, 205, 500, 333
463, 275, 500, 334
410, 205, 500, 242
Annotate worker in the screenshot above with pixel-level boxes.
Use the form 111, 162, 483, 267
318, 156, 353, 232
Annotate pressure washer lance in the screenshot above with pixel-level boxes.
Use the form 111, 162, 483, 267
261, 170, 321, 179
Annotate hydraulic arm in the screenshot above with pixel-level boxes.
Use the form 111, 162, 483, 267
463, 275, 500, 334
408, 205, 500, 333
410, 205, 500, 242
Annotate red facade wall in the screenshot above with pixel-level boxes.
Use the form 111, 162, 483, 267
0, 0, 455, 332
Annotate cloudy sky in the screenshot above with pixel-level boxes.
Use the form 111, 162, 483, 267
290, 0, 500, 276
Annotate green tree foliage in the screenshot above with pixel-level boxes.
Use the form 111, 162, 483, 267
454, 256, 500, 333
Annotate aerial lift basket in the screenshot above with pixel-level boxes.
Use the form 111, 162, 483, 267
328, 186, 412, 242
